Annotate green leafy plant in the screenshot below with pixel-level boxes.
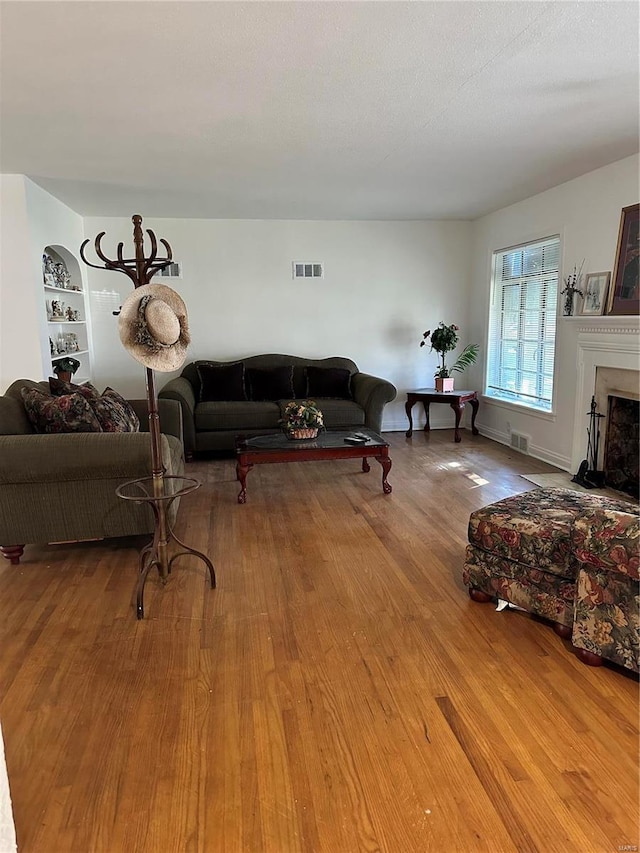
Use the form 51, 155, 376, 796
420, 322, 479, 379
281, 400, 324, 430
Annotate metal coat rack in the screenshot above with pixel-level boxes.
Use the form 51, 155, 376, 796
81, 215, 215, 617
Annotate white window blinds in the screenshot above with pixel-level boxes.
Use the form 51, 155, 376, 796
486, 236, 560, 412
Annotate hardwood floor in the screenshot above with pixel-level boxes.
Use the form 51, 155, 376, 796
0, 430, 637, 852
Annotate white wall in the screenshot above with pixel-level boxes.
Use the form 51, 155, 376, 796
83, 217, 473, 429
0, 175, 41, 390
0, 176, 87, 391
469, 154, 640, 469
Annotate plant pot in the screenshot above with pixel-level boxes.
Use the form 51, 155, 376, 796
286, 427, 319, 440
435, 377, 454, 392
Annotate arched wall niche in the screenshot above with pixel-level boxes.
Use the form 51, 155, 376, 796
43, 244, 83, 289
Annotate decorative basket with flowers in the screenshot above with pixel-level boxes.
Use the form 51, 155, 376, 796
420, 322, 479, 391
281, 400, 324, 440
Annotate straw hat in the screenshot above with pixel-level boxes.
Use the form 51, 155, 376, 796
118, 283, 190, 372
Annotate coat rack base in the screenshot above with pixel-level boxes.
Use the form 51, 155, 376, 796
116, 474, 216, 619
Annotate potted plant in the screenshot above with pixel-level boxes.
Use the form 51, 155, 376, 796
52, 356, 81, 383
281, 399, 324, 439
420, 322, 479, 392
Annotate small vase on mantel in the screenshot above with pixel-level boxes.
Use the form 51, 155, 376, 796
435, 377, 454, 392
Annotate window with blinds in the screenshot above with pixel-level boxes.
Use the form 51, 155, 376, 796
486, 236, 560, 412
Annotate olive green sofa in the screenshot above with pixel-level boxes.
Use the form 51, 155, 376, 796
0, 379, 184, 565
159, 354, 397, 456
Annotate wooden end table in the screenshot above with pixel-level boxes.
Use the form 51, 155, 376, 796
405, 389, 479, 443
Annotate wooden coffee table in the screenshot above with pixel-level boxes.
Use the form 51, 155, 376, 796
235, 429, 392, 503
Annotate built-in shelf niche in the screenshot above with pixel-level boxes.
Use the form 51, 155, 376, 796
41, 244, 92, 383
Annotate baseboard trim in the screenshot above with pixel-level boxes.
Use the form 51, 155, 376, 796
471, 424, 571, 472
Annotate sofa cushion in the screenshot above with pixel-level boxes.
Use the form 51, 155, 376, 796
195, 401, 282, 432
467, 488, 630, 577
49, 377, 100, 399
21, 387, 103, 434
246, 366, 294, 402
0, 395, 34, 435
90, 388, 140, 433
197, 361, 247, 402
49, 378, 139, 432
306, 366, 352, 399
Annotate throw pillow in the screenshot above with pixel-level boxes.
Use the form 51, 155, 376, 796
246, 366, 295, 401
306, 366, 352, 399
21, 387, 103, 434
90, 387, 140, 432
197, 362, 247, 402
49, 377, 100, 400
49, 378, 140, 432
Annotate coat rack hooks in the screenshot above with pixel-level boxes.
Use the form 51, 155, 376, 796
79, 214, 174, 288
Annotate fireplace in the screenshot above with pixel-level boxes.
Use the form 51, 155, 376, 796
573, 317, 640, 486
604, 394, 639, 497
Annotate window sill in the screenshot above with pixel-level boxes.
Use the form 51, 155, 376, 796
481, 395, 557, 422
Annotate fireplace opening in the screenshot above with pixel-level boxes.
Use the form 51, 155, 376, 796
604, 395, 639, 499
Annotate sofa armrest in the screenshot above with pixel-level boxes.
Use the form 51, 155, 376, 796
351, 372, 397, 434
0, 432, 177, 484
128, 398, 183, 443
159, 377, 197, 455
572, 507, 640, 580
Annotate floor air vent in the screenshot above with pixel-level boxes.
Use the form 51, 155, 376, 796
510, 432, 530, 454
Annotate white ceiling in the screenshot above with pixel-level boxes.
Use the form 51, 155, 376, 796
1, 1, 638, 220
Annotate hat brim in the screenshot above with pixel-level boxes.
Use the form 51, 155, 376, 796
118, 283, 190, 373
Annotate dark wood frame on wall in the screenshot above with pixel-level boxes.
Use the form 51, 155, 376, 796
607, 203, 639, 315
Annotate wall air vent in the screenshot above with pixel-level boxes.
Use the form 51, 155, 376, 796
510, 431, 530, 454
292, 262, 324, 280
155, 262, 182, 279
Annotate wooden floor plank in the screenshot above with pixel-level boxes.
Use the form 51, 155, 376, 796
0, 430, 637, 852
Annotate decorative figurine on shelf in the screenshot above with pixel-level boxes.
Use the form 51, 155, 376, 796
66, 306, 77, 321
53, 262, 69, 289
50, 300, 63, 318
52, 356, 80, 383
49, 337, 55, 355
43, 254, 56, 287
561, 261, 585, 316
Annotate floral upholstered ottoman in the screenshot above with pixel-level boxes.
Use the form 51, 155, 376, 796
463, 488, 639, 670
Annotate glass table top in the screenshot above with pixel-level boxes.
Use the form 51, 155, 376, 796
236, 428, 388, 452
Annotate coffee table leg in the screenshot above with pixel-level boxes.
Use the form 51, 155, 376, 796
236, 460, 252, 504
375, 453, 392, 494
423, 402, 430, 432
362, 457, 370, 472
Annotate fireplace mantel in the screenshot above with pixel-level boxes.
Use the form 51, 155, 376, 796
566, 315, 639, 335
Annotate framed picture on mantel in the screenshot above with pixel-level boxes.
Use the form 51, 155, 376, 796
607, 202, 639, 315
580, 272, 610, 316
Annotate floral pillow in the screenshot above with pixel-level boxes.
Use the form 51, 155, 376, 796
21, 387, 102, 433
89, 387, 140, 433
48, 377, 100, 400
47, 379, 139, 432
